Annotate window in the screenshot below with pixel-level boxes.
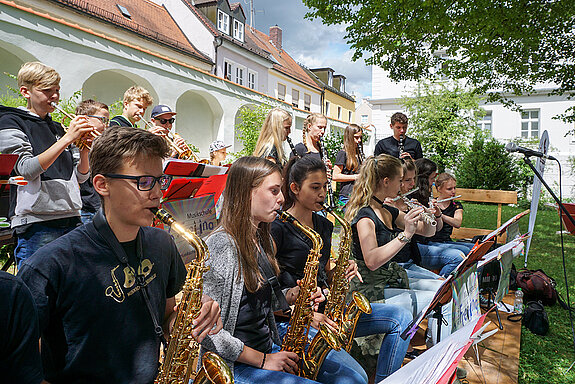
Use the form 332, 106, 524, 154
248, 71, 257, 90
217, 10, 229, 34
477, 110, 492, 133
292, 89, 300, 108
224, 61, 232, 81
116, 4, 131, 18
233, 20, 244, 42
325, 101, 330, 115
235, 66, 244, 85
521, 109, 539, 139
348, 111, 352, 122
304, 93, 311, 111
278, 83, 286, 101
361, 114, 368, 124
337, 106, 342, 120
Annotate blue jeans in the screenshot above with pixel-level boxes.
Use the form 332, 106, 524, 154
427, 241, 475, 255
384, 277, 453, 346
398, 261, 441, 280
276, 321, 368, 384
15, 223, 77, 268
417, 243, 465, 277
354, 303, 411, 381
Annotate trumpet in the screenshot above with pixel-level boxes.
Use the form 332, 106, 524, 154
50, 102, 100, 150
139, 117, 201, 162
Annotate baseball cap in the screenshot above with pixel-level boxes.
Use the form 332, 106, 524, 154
151, 105, 177, 118
209, 140, 231, 153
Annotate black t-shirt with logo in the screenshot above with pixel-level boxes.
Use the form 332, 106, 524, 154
18, 223, 186, 384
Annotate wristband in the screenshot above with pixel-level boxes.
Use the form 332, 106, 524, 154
260, 353, 266, 369
435, 213, 442, 219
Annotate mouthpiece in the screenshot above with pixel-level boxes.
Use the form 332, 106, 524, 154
149, 207, 159, 214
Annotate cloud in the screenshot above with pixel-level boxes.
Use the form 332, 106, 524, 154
251, 0, 372, 99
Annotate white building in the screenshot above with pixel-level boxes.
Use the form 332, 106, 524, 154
369, 66, 575, 196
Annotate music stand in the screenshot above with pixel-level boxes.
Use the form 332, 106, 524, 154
401, 241, 493, 342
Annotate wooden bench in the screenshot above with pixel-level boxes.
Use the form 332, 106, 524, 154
437, 188, 518, 243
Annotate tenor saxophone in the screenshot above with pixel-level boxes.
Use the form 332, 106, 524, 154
276, 210, 340, 380
152, 208, 234, 384
323, 205, 372, 352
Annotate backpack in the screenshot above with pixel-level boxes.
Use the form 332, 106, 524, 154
515, 269, 557, 306
523, 301, 549, 336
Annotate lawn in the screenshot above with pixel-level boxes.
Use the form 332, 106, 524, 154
463, 203, 575, 384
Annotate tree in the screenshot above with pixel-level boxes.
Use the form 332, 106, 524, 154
303, 0, 575, 120
233, 104, 272, 158
401, 81, 483, 172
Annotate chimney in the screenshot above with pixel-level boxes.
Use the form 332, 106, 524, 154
269, 25, 282, 50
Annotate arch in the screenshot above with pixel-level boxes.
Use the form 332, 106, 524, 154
175, 90, 224, 158
82, 69, 159, 119
0, 42, 38, 98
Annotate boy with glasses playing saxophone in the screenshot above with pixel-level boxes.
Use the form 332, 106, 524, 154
18, 126, 223, 383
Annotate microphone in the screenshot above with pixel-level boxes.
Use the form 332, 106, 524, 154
505, 142, 556, 161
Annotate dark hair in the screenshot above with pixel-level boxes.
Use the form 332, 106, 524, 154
413, 158, 437, 205
343, 124, 362, 172
282, 156, 326, 210
390, 112, 408, 125
75, 99, 108, 116
221, 156, 282, 292
90, 126, 169, 176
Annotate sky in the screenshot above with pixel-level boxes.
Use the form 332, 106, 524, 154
245, 0, 372, 100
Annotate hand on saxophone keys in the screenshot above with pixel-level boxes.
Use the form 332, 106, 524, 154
344, 260, 363, 283
190, 294, 223, 342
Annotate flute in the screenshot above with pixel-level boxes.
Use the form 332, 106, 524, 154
436, 195, 462, 203
390, 187, 419, 202
50, 102, 99, 149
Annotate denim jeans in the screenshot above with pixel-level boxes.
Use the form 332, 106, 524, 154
15, 223, 77, 268
354, 303, 411, 381
427, 241, 475, 255
417, 243, 465, 277
276, 321, 368, 384
384, 277, 453, 346
398, 261, 441, 280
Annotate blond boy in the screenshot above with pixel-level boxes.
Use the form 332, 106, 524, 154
0, 61, 92, 266
109, 85, 153, 128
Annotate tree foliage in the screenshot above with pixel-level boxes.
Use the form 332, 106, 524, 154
233, 104, 272, 158
303, 0, 575, 119
401, 81, 483, 172
456, 133, 533, 196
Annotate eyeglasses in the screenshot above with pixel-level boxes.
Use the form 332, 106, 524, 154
103, 174, 172, 191
159, 118, 175, 124
88, 115, 110, 125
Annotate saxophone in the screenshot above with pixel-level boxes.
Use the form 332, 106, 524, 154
323, 205, 372, 352
276, 210, 340, 380
152, 208, 234, 384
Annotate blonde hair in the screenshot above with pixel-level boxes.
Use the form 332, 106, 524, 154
435, 172, 456, 189
344, 154, 402, 222
253, 108, 292, 164
122, 86, 153, 106
17, 62, 60, 90
343, 124, 362, 172
302, 113, 327, 150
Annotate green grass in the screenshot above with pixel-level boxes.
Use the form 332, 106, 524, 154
463, 203, 575, 383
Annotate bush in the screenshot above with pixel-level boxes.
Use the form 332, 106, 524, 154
322, 130, 343, 164
456, 133, 533, 195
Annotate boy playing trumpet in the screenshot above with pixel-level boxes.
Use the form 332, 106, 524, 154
0, 61, 92, 266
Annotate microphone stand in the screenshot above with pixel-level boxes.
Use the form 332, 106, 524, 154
522, 156, 575, 228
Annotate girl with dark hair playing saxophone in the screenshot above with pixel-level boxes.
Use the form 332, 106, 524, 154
271, 156, 411, 382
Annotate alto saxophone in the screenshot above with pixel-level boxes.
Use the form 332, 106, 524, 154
276, 210, 340, 380
323, 205, 372, 352
152, 208, 234, 384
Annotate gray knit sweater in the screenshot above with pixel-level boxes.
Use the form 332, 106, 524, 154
201, 229, 281, 370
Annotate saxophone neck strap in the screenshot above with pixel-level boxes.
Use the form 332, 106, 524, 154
372, 196, 386, 207
93, 209, 167, 349
256, 243, 291, 314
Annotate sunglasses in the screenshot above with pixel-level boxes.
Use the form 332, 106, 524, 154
159, 118, 175, 124
88, 115, 110, 125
